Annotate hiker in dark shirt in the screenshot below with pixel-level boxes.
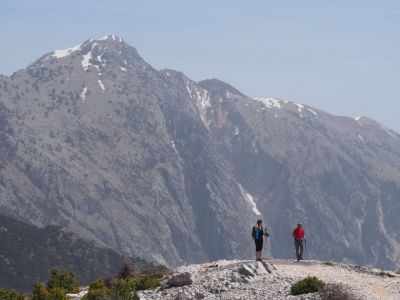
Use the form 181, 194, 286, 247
251, 219, 269, 261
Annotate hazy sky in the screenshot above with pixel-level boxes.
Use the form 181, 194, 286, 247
1, 0, 399, 131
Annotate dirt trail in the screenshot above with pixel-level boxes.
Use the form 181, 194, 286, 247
275, 260, 400, 300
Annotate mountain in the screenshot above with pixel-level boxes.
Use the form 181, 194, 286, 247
0, 35, 400, 269
0, 214, 149, 292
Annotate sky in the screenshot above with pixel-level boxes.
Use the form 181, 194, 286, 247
1, 0, 399, 131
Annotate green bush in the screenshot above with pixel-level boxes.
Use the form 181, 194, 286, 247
109, 278, 139, 300
129, 276, 160, 291
0, 288, 24, 300
82, 279, 109, 300
46, 268, 79, 293
83, 278, 139, 300
290, 276, 325, 295
31, 268, 79, 300
32, 282, 50, 300
47, 287, 67, 300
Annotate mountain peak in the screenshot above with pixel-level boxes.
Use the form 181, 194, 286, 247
29, 35, 148, 75
99, 34, 124, 43
51, 34, 130, 59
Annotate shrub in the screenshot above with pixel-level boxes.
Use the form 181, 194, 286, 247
0, 288, 24, 300
319, 283, 360, 300
109, 278, 139, 300
46, 268, 79, 293
47, 287, 68, 300
32, 282, 49, 300
290, 276, 325, 295
83, 278, 139, 300
118, 264, 138, 279
133, 276, 161, 290
83, 279, 109, 300
323, 261, 335, 267
31, 268, 79, 300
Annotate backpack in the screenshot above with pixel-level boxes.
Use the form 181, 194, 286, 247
252, 226, 262, 240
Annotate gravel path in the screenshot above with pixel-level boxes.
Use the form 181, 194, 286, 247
139, 259, 400, 300
275, 260, 400, 300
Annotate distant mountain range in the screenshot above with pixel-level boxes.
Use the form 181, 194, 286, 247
0, 35, 399, 274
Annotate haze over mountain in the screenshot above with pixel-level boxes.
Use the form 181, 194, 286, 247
0, 35, 399, 270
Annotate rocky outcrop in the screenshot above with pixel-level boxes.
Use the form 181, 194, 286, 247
160, 272, 193, 290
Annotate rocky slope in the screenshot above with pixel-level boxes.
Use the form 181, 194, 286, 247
0, 35, 400, 269
139, 259, 400, 300
0, 214, 148, 292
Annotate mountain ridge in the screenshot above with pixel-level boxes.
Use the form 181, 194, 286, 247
0, 35, 400, 270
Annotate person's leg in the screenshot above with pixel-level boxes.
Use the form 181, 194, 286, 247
299, 240, 304, 260
294, 239, 300, 261
256, 240, 261, 260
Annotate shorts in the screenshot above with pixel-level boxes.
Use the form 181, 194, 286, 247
255, 239, 263, 251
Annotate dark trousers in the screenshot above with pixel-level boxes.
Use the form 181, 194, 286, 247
294, 239, 304, 260
255, 239, 263, 252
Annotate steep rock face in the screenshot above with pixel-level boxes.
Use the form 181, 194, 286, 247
0, 36, 257, 266
0, 36, 400, 268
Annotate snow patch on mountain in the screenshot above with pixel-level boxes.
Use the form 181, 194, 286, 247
80, 87, 88, 103
52, 44, 82, 58
239, 184, 261, 215
186, 81, 211, 128
254, 98, 283, 109
81, 52, 92, 71
100, 34, 116, 41
98, 80, 105, 91
171, 140, 177, 152
294, 103, 304, 112
307, 108, 318, 116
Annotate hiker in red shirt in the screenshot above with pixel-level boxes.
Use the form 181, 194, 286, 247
292, 223, 306, 261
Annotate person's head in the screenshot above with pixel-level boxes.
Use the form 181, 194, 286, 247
297, 223, 302, 229
256, 219, 263, 227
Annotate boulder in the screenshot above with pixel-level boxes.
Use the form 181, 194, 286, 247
160, 272, 193, 290
238, 264, 255, 277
